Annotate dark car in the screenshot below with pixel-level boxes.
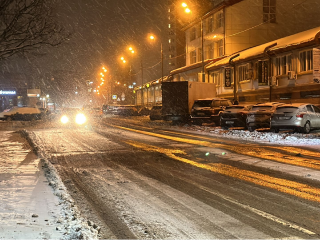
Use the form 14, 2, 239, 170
102, 104, 120, 115
246, 102, 285, 132
190, 98, 232, 125
271, 103, 320, 133
220, 104, 254, 129
149, 105, 163, 120
116, 105, 139, 116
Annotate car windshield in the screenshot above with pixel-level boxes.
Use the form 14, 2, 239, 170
251, 106, 272, 111
225, 106, 244, 110
275, 106, 299, 114
193, 100, 212, 108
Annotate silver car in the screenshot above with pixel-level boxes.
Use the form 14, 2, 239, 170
246, 102, 285, 132
271, 103, 320, 133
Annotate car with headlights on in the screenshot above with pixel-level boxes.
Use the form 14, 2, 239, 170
58, 108, 88, 127
246, 102, 285, 132
271, 103, 320, 133
220, 104, 254, 129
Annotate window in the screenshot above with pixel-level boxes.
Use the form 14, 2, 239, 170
263, 0, 276, 23
215, 11, 224, 28
190, 27, 196, 41
299, 50, 313, 72
215, 39, 223, 57
207, 16, 214, 33
197, 48, 202, 62
238, 65, 249, 82
205, 44, 214, 60
168, 24, 171, 29
190, 51, 196, 64
274, 55, 292, 75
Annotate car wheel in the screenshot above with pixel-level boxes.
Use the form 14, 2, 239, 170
303, 121, 311, 134
248, 126, 255, 132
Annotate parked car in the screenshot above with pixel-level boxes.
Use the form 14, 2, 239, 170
102, 104, 120, 115
220, 104, 254, 129
246, 102, 285, 132
190, 98, 232, 125
58, 108, 87, 126
116, 105, 139, 116
149, 105, 163, 120
0, 106, 41, 121
271, 103, 320, 133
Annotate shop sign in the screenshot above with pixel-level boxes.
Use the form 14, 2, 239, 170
224, 68, 232, 87
0, 90, 16, 95
258, 61, 269, 86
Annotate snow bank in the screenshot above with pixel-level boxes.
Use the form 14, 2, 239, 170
20, 130, 99, 240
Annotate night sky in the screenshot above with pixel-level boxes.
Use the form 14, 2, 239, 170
1, 0, 170, 101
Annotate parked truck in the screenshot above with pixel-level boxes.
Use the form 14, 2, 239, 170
162, 81, 216, 123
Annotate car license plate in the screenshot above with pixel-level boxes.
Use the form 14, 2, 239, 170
226, 121, 234, 124
279, 117, 290, 120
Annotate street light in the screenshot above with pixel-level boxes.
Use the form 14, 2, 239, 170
148, 34, 163, 82
182, 3, 205, 82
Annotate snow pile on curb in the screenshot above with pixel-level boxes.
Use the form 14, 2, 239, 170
19, 130, 99, 240
173, 124, 320, 146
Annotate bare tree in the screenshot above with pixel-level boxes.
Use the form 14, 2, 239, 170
0, 0, 70, 60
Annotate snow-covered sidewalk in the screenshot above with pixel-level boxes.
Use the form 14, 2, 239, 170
0, 130, 98, 240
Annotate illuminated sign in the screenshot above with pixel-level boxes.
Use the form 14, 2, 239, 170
0, 90, 16, 95
112, 95, 117, 100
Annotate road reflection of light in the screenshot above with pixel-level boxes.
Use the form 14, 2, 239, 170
111, 124, 320, 171
126, 140, 320, 203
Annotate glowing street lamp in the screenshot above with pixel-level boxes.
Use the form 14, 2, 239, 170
182, 3, 205, 82
149, 34, 163, 82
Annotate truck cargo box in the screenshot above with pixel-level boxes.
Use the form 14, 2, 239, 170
162, 81, 216, 122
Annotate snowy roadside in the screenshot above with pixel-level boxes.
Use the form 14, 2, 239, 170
19, 130, 99, 240
138, 116, 320, 149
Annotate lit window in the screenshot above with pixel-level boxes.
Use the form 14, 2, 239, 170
168, 24, 171, 28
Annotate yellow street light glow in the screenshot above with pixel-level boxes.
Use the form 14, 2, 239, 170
129, 47, 133, 51
149, 35, 155, 40
182, 2, 188, 7
123, 60, 126, 63
185, 8, 191, 13
101, 78, 104, 81
121, 56, 124, 60
131, 50, 135, 53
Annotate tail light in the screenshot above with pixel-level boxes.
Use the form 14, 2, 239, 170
296, 113, 305, 118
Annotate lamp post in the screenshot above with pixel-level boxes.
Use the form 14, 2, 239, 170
149, 34, 164, 82
182, 3, 205, 82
